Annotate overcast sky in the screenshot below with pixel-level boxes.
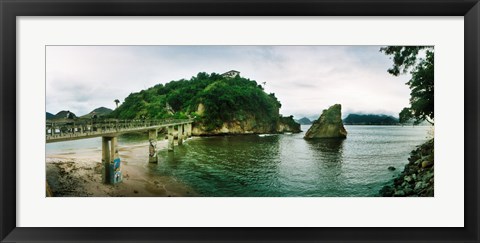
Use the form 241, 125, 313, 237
46, 46, 411, 119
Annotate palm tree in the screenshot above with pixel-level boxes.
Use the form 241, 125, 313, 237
114, 99, 120, 108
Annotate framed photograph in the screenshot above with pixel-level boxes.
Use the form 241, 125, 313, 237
1, 0, 479, 242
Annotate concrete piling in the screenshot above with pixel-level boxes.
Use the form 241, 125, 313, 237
101, 137, 111, 184
102, 136, 122, 184
178, 124, 184, 145
148, 129, 158, 163
168, 126, 174, 152
186, 123, 192, 137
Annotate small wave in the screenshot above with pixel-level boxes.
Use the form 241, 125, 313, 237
258, 134, 275, 137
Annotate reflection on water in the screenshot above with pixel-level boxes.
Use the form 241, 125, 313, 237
46, 125, 432, 197
151, 125, 430, 197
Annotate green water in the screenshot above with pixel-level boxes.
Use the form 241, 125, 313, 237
154, 125, 431, 197
46, 125, 431, 197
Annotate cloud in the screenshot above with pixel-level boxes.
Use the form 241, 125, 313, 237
46, 46, 412, 118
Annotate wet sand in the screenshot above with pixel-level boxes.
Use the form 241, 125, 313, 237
46, 139, 198, 197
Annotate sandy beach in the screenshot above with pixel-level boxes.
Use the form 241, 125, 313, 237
46, 139, 198, 197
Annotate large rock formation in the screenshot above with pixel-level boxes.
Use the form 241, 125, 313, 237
304, 104, 347, 139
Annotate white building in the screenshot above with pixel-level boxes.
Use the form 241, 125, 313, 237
221, 70, 240, 78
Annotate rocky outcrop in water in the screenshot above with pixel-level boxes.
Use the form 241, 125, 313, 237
277, 116, 301, 133
304, 104, 347, 139
192, 119, 269, 135
191, 114, 301, 136
379, 139, 434, 197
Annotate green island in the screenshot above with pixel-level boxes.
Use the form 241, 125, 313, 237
108, 72, 301, 135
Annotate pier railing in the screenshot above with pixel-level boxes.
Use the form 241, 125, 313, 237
46, 118, 195, 143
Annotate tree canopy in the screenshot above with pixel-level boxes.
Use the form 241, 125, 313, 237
109, 72, 283, 131
381, 46, 434, 125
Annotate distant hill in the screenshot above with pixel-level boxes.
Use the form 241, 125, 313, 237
81, 107, 113, 118
46, 112, 55, 119
296, 117, 313, 125
343, 114, 399, 125
51, 110, 77, 120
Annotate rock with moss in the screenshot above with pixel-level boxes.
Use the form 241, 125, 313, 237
304, 104, 347, 139
277, 115, 301, 133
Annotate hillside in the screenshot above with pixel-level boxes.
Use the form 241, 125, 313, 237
81, 107, 113, 118
48, 110, 77, 120
343, 114, 399, 125
46, 112, 55, 119
110, 72, 300, 135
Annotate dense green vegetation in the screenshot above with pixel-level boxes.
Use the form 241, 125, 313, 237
109, 72, 283, 131
343, 114, 399, 125
279, 115, 301, 132
380, 46, 434, 125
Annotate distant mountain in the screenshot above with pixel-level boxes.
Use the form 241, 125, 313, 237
296, 117, 313, 125
46, 112, 55, 119
52, 110, 77, 120
81, 107, 113, 118
343, 114, 399, 125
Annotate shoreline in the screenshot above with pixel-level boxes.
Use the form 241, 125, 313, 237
379, 139, 434, 197
46, 138, 198, 197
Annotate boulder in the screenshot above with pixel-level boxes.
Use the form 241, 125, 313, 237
393, 190, 405, 197
379, 186, 394, 196
421, 160, 434, 168
304, 104, 347, 139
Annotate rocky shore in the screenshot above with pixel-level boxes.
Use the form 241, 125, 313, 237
379, 139, 434, 197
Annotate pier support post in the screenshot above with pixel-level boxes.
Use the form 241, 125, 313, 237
184, 123, 188, 139
187, 123, 192, 137
101, 136, 122, 184
148, 129, 158, 163
168, 126, 174, 152
178, 124, 184, 145
101, 137, 110, 183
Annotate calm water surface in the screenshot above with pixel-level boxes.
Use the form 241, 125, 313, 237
47, 125, 432, 197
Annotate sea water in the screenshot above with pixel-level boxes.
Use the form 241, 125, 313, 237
46, 125, 431, 197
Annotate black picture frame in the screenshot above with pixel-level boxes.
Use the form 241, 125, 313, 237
1, 0, 479, 242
